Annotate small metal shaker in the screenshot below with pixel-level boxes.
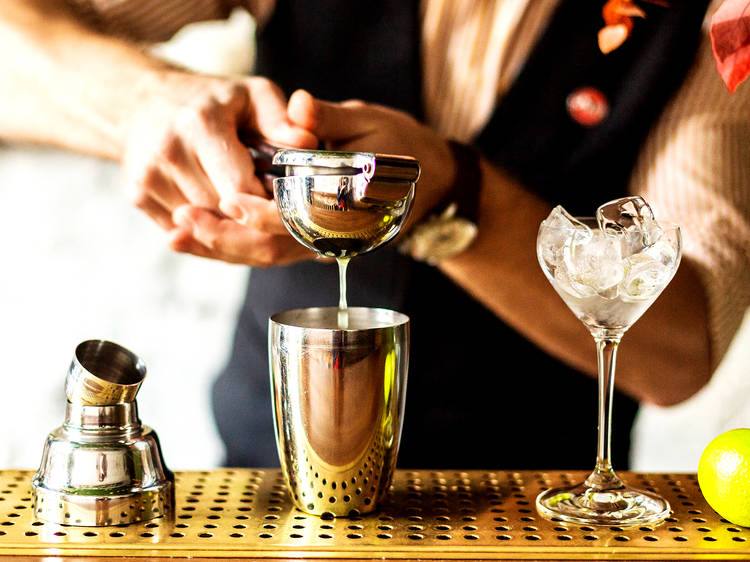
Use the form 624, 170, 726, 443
31, 340, 174, 526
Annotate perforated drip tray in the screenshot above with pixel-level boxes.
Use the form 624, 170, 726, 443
0, 469, 748, 559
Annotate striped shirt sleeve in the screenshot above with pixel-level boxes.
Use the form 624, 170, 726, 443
628, 0, 750, 367
64, 0, 244, 42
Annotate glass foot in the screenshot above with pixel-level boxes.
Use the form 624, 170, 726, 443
536, 481, 671, 527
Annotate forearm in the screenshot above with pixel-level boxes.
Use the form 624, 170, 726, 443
0, 0, 170, 159
439, 158, 711, 406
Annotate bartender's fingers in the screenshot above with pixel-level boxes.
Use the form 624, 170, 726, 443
170, 224, 311, 266
219, 193, 289, 235
129, 168, 188, 229
148, 175, 188, 212
131, 193, 177, 231
187, 87, 263, 200
191, 79, 317, 209
171, 205, 311, 266
162, 137, 221, 208
247, 79, 319, 149
288, 89, 378, 141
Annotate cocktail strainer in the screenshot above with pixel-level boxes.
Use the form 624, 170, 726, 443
248, 138, 420, 258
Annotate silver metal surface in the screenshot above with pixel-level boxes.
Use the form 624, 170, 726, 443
269, 307, 409, 517
32, 340, 174, 526
272, 149, 419, 258
65, 339, 146, 405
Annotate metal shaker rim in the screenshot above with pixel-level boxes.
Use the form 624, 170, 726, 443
271, 306, 409, 332
65, 339, 146, 406
273, 149, 420, 183
273, 148, 374, 176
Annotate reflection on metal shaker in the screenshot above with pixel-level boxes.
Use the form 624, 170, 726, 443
31, 340, 174, 526
270, 307, 409, 517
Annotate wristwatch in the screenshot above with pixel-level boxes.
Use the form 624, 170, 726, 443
399, 140, 481, 264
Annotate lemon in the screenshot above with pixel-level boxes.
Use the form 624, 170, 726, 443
698, 428, 750, 527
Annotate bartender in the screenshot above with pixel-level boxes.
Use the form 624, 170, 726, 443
1, 0, 746, 469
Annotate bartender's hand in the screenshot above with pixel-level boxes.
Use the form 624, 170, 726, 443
284, 89, 456, 229
124, 71, 317, 265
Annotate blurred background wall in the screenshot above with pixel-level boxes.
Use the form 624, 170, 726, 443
0, 8, 747, 472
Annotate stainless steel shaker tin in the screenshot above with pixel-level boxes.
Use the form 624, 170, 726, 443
269, 307, 409, 517
32, 340, 174, 526
64, 339, 146, 405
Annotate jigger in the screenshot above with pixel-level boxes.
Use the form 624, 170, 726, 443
32, 340, 174, 526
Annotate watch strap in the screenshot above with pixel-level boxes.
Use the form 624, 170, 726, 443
445, 140, 481, 224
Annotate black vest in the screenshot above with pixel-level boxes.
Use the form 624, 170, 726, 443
212, 0, 710, 469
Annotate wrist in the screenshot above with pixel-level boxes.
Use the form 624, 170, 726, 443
399, 140, 482, 264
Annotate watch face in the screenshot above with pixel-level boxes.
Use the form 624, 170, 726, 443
407, 217, 478, 264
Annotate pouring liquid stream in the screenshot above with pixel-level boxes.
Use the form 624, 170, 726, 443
337, 257, 350, 329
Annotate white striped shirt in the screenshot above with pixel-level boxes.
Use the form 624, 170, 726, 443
65, 0, 750, 367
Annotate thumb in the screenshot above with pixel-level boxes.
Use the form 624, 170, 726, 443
288, 89, 377, 142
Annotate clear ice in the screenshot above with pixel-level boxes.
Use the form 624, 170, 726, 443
540, 197, 674, 302
564, 231, 624, 297
539, 205, 591, 268
596, 195, 663, 257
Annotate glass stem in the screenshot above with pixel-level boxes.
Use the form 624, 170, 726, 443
585, 335, 625, 491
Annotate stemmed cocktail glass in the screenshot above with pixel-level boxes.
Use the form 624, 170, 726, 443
535, 197, 681, 526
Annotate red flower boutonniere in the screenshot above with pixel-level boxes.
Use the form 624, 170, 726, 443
599, 0, 750, 92
598, 0, 669, 54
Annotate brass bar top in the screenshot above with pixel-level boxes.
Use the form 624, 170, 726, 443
0, 468, 746, 560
